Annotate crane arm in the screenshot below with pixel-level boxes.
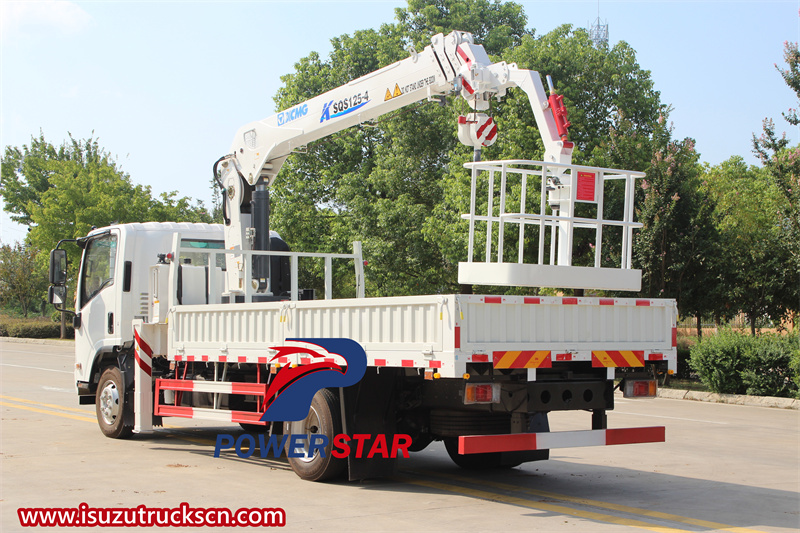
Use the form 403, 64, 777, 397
226, 31, 473, 187
217, 30, 574, 296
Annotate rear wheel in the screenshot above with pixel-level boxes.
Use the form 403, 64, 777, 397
284, 389, 346, 481
96, 367, 133, 439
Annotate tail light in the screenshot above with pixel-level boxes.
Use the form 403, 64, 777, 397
464, 383, 500, 404
623, 379, 657, 398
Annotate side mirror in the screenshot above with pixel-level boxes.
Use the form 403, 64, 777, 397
48, 285, 66, 305
49, 249, 68, 285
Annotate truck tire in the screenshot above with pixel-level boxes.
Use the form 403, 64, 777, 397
284, 389, 346, 482
96, 367, 133, 439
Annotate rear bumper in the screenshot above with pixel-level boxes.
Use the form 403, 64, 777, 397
458, 426, 665, 454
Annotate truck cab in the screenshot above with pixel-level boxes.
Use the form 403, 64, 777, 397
70, 223, 224, 402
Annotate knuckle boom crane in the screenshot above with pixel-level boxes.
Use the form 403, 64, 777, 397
216, 31, 574, 297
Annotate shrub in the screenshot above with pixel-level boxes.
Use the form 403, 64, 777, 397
791, 347, 800, 396
0, 314, 74, 339
741, 333, 798, 398
690, 329, 751, 394
690, 329, 799, 397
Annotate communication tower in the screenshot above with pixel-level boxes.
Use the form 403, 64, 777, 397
588, 1, 609, 47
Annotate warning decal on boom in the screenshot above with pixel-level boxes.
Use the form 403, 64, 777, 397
384, 77, 436, 101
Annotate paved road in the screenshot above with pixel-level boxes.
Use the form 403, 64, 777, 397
2, 339, 798, 532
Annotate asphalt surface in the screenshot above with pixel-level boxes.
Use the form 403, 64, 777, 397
1, 339, 798, 532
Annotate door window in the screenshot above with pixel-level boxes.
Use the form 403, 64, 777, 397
80, 234, 118, 308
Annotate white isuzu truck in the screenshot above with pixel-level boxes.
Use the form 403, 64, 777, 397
48, 30, 676, 481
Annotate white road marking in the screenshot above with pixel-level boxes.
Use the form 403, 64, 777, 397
0, 363, 72, 374
42, 386, 74, 393
613, 411, 729, 425
1, 349, 73, 357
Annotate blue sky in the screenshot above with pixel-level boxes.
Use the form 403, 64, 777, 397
2, 0, 798, 244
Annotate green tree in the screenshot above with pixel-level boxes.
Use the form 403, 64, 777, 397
579, 104, 722, 333
1, 132, 85, 225
496, 25, 661, 162
0, 242, 49, 317
704, 157, 797, 335
396, 0, 529, 55
753, 41, 800, 272
2, 134, 212, 277
631, 126, 707, 303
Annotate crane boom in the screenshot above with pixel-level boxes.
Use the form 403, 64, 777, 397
217, 30, 574, 297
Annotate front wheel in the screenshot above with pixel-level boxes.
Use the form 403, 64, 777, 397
284, 389, 345, 481
96, 367, 133, 439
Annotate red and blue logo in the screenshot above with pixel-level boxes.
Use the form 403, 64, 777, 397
260, 338, 367, 422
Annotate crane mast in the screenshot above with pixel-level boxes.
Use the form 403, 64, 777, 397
216, 30, 574, 297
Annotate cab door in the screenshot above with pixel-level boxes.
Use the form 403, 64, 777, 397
75, 231, 121, 384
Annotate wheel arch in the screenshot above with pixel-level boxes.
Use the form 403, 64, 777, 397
81, 344, 135, 415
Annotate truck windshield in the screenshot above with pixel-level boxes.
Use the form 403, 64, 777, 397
80, 234, 117, 308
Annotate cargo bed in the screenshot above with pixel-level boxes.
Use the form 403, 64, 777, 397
165, 294, 677, 379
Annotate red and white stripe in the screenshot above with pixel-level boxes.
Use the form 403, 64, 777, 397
466, 295, 670, 307
133, 326, 156, 433
156, 378, 267, 396
457, 113, 497, 146
134, 330, 153, 376
173, 354, 267, 364
372, 358, 442, 369
154, 378, 269, 425
474, 116, 497, 146
155, 404, 265, 425
172, 353, 450, 371
458, 426, 665, 454
456, 44, 473, 67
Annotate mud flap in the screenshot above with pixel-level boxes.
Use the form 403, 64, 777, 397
341, 368, 399, 481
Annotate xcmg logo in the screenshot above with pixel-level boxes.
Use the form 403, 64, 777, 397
277, 103, 308, 126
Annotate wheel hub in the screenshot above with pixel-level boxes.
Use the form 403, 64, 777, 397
287, 406, 322, 463
98, 381, 120, 425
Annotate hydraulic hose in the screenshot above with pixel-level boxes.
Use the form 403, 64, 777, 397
212, 155, 232, 226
